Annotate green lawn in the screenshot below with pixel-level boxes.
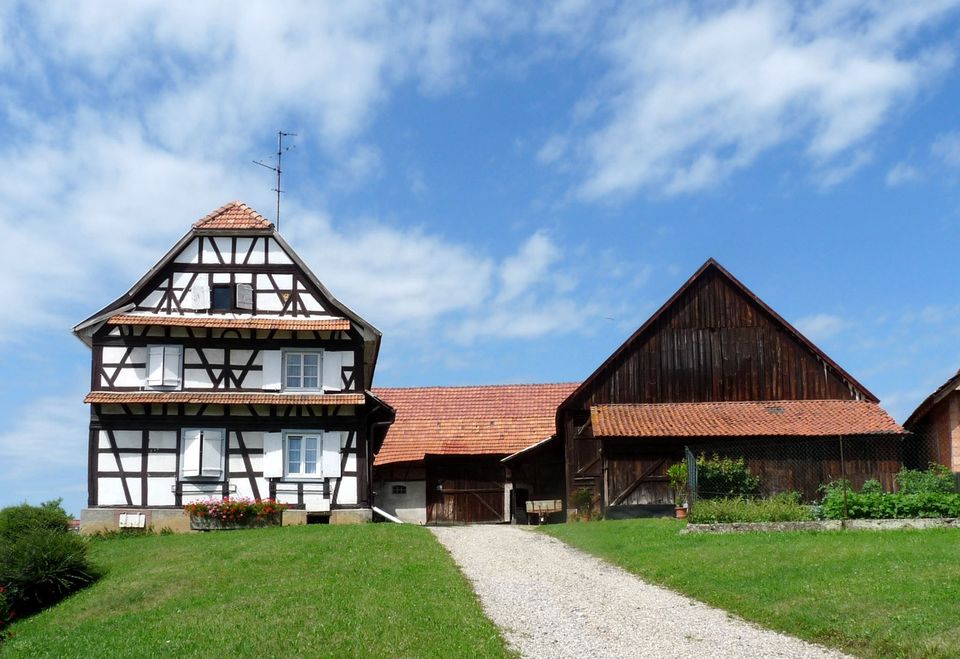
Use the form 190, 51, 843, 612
543, 518, 960, 658
2, 525, 509, 658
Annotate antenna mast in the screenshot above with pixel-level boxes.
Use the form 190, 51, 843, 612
253, 130, 297, 230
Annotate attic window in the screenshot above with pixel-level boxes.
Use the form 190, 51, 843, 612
391, 484, 407, 495
765, 406, 785, 415
211, 285, 233, 310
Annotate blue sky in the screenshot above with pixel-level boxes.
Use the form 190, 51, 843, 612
2, 1, 960, 515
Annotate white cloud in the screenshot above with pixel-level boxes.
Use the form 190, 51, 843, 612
885, 161, 921, 186
931, 130, 960, 167
795, 313, 850, 341
543, 1, 959, 200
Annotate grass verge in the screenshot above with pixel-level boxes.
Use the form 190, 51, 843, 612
2, 524, 509, 658
544, 518, 960, 658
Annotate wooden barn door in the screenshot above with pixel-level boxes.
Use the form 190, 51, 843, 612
604, 441, 682, 507
426, 456, 505, 524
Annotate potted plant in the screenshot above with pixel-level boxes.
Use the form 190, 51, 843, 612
666, 461, 688, 519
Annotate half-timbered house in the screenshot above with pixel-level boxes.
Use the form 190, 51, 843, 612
555, 259, 903, 518
372, 383, 576, 524
73, 201, 391, 531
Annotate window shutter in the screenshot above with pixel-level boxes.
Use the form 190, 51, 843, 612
201, 430, 224, 478
235, 283, 254, 310
262, 351, 282, 390
321, 432, 342, 478
147, 346, 165, 386
263, 432, 283, 478
191, 282, 210, 310
181, 429, 202, 478
162, 345, 182, 387
322, 351, 341, 391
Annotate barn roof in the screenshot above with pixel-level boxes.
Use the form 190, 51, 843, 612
903, 369, 960, 428
373, 383, 579, 465
107, 314, 351, 331
193, 200, 274, 231
558, 258, 879, 412
591, 400, 902, 438
84, 391, 365, 405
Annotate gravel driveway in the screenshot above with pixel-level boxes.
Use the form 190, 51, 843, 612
431, 525, 847, 659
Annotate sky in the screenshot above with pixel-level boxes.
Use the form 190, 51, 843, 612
2, 1, 960, 515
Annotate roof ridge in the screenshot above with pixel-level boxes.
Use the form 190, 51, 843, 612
193, 200, 274, 230
595, 399, 875, 408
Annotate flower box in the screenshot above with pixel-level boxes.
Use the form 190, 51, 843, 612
184, 497, 288, 531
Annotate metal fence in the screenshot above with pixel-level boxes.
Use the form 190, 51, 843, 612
684, 434, 919, 510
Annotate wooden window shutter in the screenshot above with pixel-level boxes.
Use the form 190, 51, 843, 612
181, 429, 203, 478
201, 430, 224, 478
162, 346, 182, 387
321, 432, 342, 478
147, 346, 165, 386
262, 351, 282, 390
191, 282, 210, 310
263, 432, 283, 478
322, 351, 342, 392
235, 283, 254, 310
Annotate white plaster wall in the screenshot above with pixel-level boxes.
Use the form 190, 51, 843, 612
375, 481, 427, 525
148, 477, 176, 506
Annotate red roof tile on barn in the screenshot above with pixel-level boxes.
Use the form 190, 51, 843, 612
373, 383, 578, 465
107, 314, 350, 331
85, 391, 364, 406
591, 400, 902, 438
193, 201, 274, 231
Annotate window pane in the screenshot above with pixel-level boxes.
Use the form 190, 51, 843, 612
286, 355, 301, 388
304, 354, 319, 367
288, 437, 301, 473
304, 437, 317, 474
212, 285, 233, 310
303, 375, 318, 389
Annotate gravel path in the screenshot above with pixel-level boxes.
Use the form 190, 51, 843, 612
431, 525, 848, 659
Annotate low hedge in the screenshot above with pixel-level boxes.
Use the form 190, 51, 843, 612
689, 492, 814, 524
820, 465, 960, 520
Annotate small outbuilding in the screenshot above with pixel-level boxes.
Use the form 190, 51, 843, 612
904, 371, 960, 478
372, 383, 577, 524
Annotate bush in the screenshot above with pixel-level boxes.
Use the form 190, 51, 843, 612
0, 585, 13, 641
696, 455, 760, 499
689, 492, 814, 524
820, 465, 960, 520
0, 500, 70, 543
0, 530, 100, 618
570, 488, 594, 521
896, 463, 955, 495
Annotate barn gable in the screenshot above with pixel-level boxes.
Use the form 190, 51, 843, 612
562, 258, 875, 413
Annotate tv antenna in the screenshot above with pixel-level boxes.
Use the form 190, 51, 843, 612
253, 131, 297, 230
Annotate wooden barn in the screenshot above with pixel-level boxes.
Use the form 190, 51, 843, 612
904, 370, 960, 476
372, 383, 577, 524
555, 259, 903, 517
73, 201, 391, 531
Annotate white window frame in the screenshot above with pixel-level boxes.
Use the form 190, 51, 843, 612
146, 344, 183, 389
179, 427, 226, 481
284, 431, 324, 480
283, 350, 324, 391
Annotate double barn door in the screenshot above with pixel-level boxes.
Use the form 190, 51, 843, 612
425, 456, 505, 524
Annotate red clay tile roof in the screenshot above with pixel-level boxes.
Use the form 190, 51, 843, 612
85, 391, 364, 405
591, 400, 903, 438
373, 383, 578, 465
107, 314, 350, 331
193, 201, 274, 231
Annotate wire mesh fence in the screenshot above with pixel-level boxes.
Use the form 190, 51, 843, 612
683, 434, 924, 516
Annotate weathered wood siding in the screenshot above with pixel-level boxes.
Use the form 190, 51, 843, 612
425, 456, 505, 524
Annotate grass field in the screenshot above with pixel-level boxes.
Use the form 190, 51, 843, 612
544, 518, 960, 658
2, 524, 509, 658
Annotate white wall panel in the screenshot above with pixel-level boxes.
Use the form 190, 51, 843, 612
172, 271, 194, 288
267, 239, 292, 264
230, 349, 254, 365
247, 238, 265, 264
344, 453, 357, 472
113, 431, 142, 449
235, 272, 252, 283
213, 237, 232, 262
257, 294, 282, 311
235, 237, 253, 262
140, 290, 164, 308
212, 272, 230, 283
228, 455, 247, 472
148, 478, 176, 506
98, 454, 119, 472
102, 346, 128, 362
113, 367, 145, 387
149, 431, 177, 449
148, 453, 176, 472
302, 494, 331, 511
98, 478, 128, 505
126, 478, 143, 506
336, 476, 358, 505
174, 238, 201, 264
120, 454, 141, 471
201, 238, 219, 264
301, 294, 324, 311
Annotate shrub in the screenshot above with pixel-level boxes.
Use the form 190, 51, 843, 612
820, 465, 960, 520
0, 530, 100, 617
0, 500, 70, 543
696, 454, 760, 499
689, 492, 814, 524
896, 463, 955, 495
0, 585, 13, 641
570, 488, 594, 521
